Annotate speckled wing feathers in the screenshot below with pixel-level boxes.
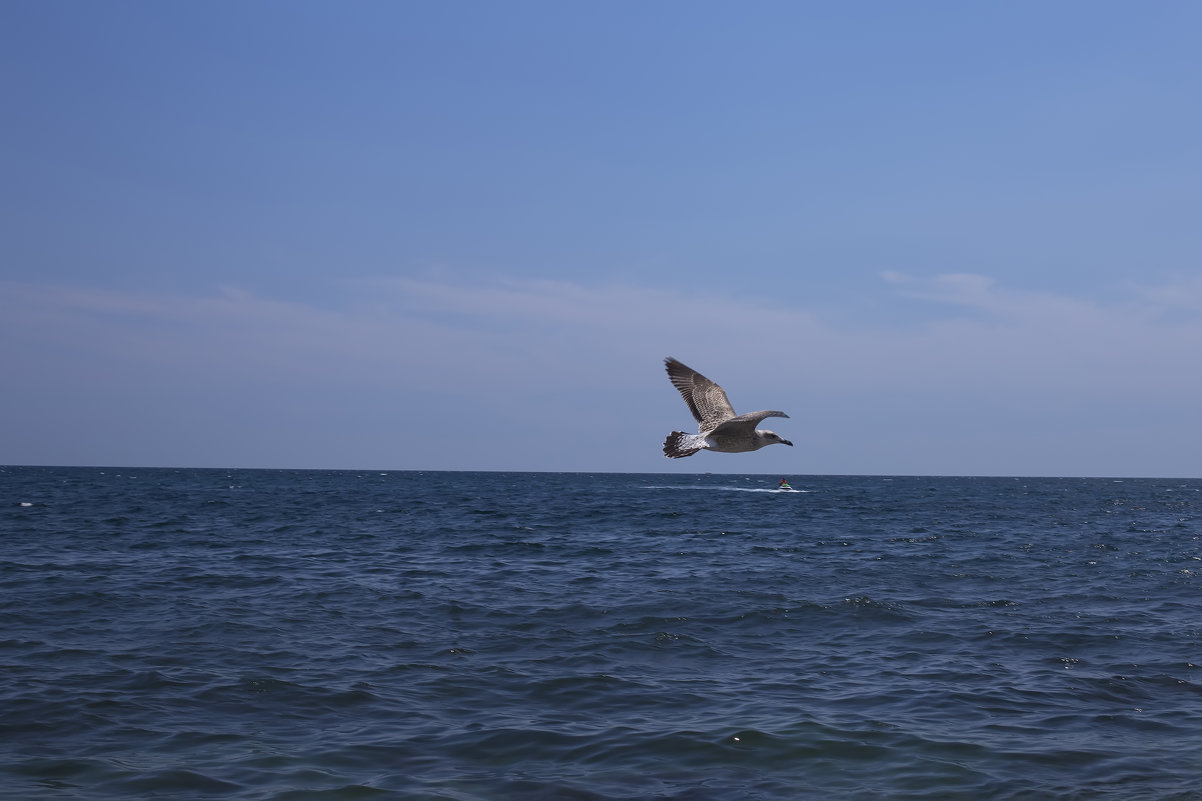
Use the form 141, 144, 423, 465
710, 410, 790, 438
665, 357, 738, 433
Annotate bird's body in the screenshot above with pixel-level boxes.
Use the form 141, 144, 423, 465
662, 357, 792, 458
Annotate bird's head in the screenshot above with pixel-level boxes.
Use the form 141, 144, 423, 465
758, 430, 793, 447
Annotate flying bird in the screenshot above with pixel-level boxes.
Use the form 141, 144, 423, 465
662, 357, 793, 458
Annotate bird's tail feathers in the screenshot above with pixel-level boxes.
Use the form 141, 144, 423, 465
663, 431, 703, 459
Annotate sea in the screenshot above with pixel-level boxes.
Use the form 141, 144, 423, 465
2, 467, 1201, 801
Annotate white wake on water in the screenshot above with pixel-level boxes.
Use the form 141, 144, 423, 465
643, 485, 811, 493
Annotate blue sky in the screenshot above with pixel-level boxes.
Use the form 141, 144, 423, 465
3, 1, 1201, 476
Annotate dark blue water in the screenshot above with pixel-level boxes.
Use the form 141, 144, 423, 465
3, 467, 1201, 800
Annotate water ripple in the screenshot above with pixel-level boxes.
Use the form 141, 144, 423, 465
3, 468, 1201, 800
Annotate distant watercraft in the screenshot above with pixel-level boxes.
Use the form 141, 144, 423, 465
777, 478, 799, 492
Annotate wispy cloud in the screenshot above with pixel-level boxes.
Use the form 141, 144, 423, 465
2, 274, 1200, 474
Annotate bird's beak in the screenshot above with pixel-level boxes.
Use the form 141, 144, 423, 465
782, 439, 794, 447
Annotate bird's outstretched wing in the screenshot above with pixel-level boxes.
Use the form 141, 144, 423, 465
710, 410, 790, 437
665, 357, 737, 431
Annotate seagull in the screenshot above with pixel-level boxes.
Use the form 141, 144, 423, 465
662, 357, 793, 458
